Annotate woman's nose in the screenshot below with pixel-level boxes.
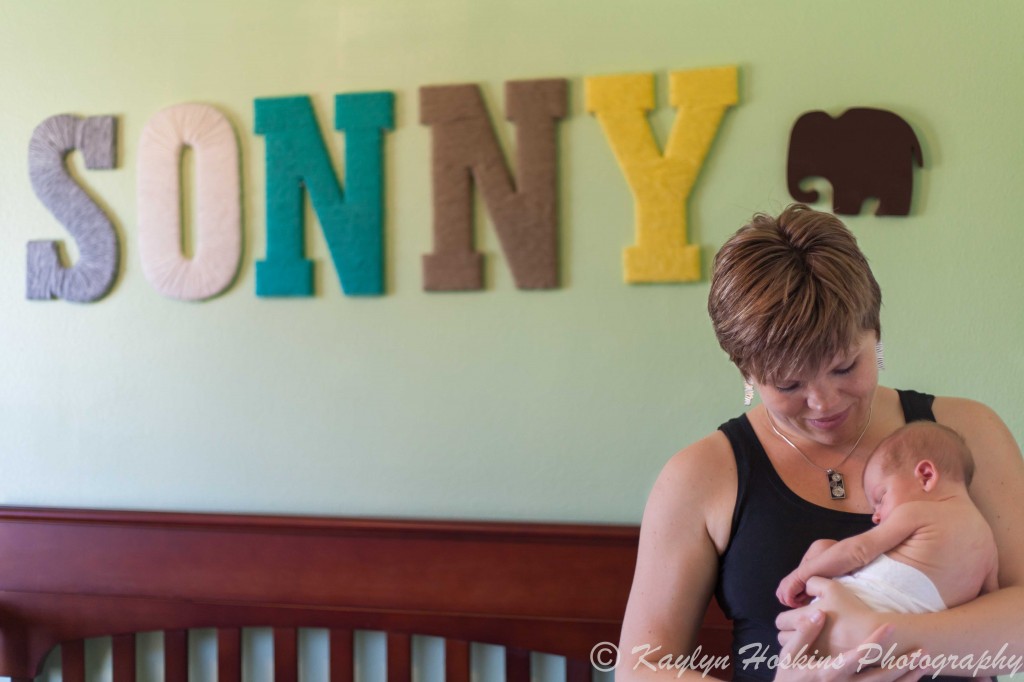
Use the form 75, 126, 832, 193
806, 382, 839, 412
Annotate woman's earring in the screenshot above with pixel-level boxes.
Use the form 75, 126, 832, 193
875, 341, 886, 371
743, 380, 754, 406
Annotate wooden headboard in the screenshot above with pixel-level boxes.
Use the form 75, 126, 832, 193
0, 506, 732, 682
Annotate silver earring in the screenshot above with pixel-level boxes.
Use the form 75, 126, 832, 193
744, 380, 754, 406
875, 341, 886, 371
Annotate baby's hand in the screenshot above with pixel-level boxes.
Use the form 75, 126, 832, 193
777, 571, 811, 607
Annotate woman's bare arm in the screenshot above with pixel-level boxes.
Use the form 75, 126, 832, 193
616, 432, 736, 681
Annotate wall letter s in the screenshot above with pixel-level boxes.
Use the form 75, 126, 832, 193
27, 114, 119, 302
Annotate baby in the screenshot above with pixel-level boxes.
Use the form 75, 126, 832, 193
777, 421, 998, 614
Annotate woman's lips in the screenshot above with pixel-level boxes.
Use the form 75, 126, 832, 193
806, 408, 850, 430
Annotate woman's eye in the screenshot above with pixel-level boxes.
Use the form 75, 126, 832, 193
834, 361, 857, 375
775, 383, 799, 393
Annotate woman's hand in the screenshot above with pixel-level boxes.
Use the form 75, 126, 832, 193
774, 607, 926, 682
777, 577, 885, 654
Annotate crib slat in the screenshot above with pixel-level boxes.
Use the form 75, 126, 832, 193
506, 647, 530, 682
164, 630, 188, 682
61, 640, 86, 682
274, 628, 298, 682
113, 634, 136, 682
387, 633, 411, 682
329, 629, 354, 682
445, 639, 470, 682
218, 629, 242, 682
567, 658, 591, 682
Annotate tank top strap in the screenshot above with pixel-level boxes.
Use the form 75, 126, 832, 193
717, 415, 765, 542
896, 388, 937, 422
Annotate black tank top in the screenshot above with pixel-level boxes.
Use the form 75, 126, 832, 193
715, 389, 938, 681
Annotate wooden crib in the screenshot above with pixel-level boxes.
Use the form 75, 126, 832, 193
0, 506, 732, 682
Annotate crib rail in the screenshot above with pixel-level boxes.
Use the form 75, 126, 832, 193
0, 506, 732, 681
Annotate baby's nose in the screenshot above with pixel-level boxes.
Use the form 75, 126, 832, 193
871, 511, 881, 525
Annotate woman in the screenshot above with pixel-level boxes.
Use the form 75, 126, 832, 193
616, 205, 1024, 681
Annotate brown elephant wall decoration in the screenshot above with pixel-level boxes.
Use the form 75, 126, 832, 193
787, 108, 923, 216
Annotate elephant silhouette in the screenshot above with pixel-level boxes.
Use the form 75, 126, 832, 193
787, 108, 923, 216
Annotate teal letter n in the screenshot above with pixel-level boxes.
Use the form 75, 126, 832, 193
255, 93, 394, 296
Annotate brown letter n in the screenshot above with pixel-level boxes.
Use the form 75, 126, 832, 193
420, 79, 567, 291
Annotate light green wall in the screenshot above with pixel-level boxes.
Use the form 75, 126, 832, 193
0, 0, 1020, 523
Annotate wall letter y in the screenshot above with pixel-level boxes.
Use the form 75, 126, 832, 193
586, 67, 737, 283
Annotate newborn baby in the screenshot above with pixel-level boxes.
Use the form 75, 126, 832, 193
778, 421, 998, 614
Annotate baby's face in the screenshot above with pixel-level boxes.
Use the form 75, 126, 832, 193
862, 458, 923, 524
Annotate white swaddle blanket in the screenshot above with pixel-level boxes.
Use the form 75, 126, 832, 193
834, 554, 947, 613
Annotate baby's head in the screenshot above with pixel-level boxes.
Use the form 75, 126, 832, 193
862, 421, 974, 524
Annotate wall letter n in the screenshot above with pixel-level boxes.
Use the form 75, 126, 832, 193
586, 67, 738, 283
420, 79, 567, 291
255, 93, 393, 297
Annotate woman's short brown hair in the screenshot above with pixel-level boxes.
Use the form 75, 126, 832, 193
708, 204, 881, 383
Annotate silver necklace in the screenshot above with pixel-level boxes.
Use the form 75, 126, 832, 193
764, 405, 873, 501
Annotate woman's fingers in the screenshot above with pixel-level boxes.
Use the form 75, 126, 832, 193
776, 601, 821, 649
773, 609, 829, 681
776, 591, 819, 632
779, 577, 884, 654
778, 608, 826, 658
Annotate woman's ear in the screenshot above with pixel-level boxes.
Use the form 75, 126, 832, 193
914, 459, 939, 491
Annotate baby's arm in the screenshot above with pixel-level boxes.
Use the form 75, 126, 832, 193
776, 504, 924, 607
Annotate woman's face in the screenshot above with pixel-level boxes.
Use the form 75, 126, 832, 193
754, 330, 879, 447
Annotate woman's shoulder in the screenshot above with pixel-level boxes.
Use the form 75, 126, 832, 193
659, 428, 737, 484
930, 394, 1021, 465
931, 393, 999, 416
931, 395, 1013, 440
646, 429, 739, 554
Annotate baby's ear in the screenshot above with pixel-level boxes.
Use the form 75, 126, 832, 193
914, 459, 939, 491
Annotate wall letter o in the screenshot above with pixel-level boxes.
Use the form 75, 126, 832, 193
137, 103, 242, 301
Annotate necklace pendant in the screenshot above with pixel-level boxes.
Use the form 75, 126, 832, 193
827, 469, 846, 500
